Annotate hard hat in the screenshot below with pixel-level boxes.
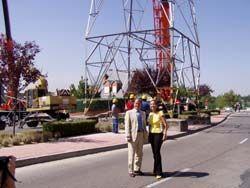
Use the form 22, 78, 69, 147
141, 95, 147, 100
112, 98, 118, 103
129, 94, 135, 99
37, 76, 48, 89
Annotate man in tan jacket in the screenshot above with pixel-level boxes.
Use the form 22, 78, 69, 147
125, 98, 148, 177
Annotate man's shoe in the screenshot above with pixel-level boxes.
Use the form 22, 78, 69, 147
134, 170, 144, 176
129, 173, 135, 178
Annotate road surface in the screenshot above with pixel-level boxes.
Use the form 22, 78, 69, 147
16, 112, 250, 188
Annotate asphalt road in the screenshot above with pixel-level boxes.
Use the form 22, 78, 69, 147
16, 112, 250, 188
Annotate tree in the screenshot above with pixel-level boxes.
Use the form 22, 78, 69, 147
70, 76, 100, 99
198, 84, 214, 109
199, 84, 213, 97
223, 90, 240, 107
214, 90, 240, 109
0, 34, 43, 107
70, 76, 86, 99
127, 67, 170, 96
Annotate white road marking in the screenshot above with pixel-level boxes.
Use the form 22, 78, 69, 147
239, 138, 248, 144
145, 168, 191, 188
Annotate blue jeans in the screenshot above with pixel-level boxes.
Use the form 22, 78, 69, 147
112, 118, 119, 133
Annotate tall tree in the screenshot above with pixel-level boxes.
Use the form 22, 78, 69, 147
0, 34, 43, 108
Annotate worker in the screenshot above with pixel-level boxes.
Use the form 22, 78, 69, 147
125, 94, 135, 111
141, 95, 150, 122
111, 98, 119, 133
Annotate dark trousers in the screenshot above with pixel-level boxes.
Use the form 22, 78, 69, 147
149, 133, 163, 175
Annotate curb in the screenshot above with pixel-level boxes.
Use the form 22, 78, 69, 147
16, 144, 127, 168
16, 113, 231, 168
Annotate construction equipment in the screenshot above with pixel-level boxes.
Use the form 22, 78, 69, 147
23, 77, 76, 127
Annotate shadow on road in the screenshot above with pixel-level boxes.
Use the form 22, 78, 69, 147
141, 171, 209, 178
165, 171, 209, 178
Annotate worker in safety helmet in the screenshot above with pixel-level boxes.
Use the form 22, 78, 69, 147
141, 95, 150, 127
141, 95, 150, 116
112, 98, 119, 133
125, 94, 135, 111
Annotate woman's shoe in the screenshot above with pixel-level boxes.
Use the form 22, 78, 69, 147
156, 175, 162, 179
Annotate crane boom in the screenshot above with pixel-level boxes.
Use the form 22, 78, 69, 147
152, 0, 172, 101
152, 0, 171, 71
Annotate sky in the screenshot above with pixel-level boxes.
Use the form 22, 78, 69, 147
1, 0, 250, 96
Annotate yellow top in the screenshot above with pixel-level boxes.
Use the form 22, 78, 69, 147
148, 111, 164, 133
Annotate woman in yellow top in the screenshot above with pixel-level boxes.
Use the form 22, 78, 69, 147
148, 99, 169, 179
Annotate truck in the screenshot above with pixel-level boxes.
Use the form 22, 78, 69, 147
0, 77, 76, 128
21, 76, 76, 127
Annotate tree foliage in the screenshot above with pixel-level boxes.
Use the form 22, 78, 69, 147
208, 90, 240, 109
70, 77, 86, 99
199, 84, 213, 97
0, 34, 43, 97
70, 77, 100, 99
127, 67, 170, 96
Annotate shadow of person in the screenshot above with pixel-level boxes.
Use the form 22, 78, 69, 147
163, 171, 209, 178
139, 171, 209, 179
141, 172, 155, 176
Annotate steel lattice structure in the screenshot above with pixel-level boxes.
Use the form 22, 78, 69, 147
84, 0, 200, 108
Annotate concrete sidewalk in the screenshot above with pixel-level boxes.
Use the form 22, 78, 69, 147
0, 112, 230, 167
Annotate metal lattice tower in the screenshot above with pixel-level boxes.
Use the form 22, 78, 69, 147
84, 0, 200, 108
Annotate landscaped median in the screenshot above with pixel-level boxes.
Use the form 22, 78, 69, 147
0, 119, 100, 148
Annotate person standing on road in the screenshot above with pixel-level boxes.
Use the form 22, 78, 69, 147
111, 98, 119, 133
125, 98, 148, 177
148, 99, 169, 179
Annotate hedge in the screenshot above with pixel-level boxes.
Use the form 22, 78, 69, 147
43, 119, 98, 138
76, 98, 125, 112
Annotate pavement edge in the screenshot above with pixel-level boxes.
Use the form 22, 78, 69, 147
16, 113, 231, 168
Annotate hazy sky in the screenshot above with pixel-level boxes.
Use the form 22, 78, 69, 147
1, 0, 250, 96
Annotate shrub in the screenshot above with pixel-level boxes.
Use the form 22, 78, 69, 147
1, 137, 12, 147
12, 135, 23, 146
22, 135, 33, 144
32, 132, 43, 143
76, 98, 126, 112
43, 119, 97, 138
42, 131, 53, 142
95, 123, 112, 132
181, 111, 198, 115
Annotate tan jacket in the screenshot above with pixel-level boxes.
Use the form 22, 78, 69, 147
125, 109, 148, 142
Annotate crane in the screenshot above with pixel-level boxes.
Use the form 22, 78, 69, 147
152, 0, 171, 71
152, 0, 172, 101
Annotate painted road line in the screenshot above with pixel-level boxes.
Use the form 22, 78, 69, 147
145, 168, 191, 188
239, 138, 248, 144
